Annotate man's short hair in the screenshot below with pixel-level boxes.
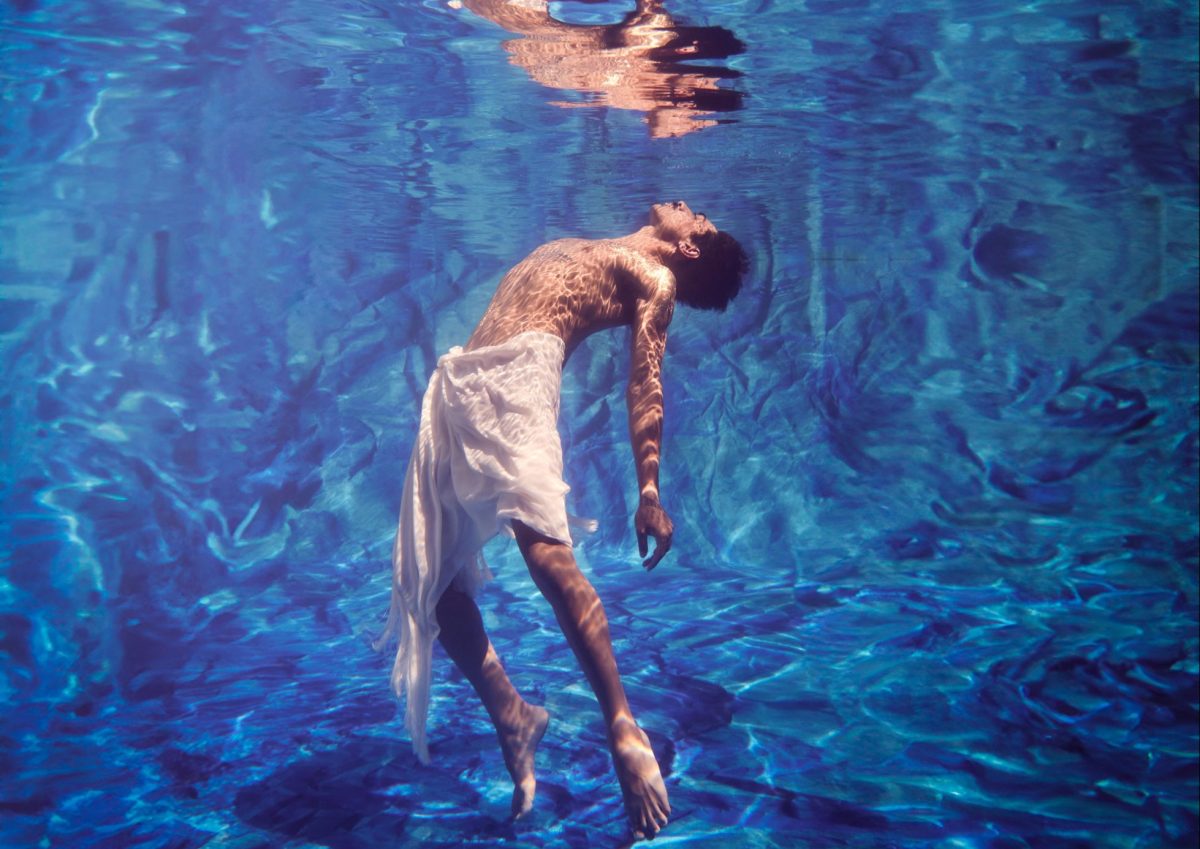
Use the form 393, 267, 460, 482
675, 231, 749, 312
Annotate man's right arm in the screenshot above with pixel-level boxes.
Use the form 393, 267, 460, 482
625, 267, 675, 570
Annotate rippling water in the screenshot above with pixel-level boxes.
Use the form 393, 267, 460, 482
2, 1, 1197, 847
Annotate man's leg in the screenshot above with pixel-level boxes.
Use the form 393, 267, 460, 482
512, 521, 670, 839
435, 584, 549, 818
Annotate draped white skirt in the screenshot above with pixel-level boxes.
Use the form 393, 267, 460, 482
378, 331, 588, 763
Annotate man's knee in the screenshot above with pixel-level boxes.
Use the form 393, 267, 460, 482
515, 523, 570, 564
514, 523, 587, 591
435, 583, 471, 628
526, 541, 580, 592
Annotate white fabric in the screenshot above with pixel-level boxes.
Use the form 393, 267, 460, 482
378, 331, 589, 764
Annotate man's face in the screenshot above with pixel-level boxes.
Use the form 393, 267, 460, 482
649, 201, 716, 242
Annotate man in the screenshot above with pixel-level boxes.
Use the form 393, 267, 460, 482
378, 201, 748, 839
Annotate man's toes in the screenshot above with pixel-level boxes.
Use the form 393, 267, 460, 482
511, 780, 535, 819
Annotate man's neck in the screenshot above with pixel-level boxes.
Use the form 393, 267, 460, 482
614, 226, 674, 264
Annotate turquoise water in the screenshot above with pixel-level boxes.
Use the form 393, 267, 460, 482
1, 1, 1197, 847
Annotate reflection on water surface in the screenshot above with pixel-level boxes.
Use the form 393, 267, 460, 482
460, 0, 744, 137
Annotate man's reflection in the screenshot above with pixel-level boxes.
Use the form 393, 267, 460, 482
457, 0, 744, 138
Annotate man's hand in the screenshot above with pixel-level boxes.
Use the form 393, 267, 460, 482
635, 494, 674, 570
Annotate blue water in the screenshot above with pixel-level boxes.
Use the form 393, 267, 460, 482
2, 1, 1197, 847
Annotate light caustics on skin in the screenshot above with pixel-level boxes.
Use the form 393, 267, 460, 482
514, 526, 671, 839
434, 585, 550, 819
465, 202, 724, 575
460, 0, 745, 137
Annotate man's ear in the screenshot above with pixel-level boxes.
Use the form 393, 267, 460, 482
678, 238, 701, 260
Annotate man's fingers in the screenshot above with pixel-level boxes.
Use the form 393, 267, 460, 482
643, 534, 672, 570
638, 530, 648, 557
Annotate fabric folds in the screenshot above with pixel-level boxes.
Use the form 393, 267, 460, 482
377, 331, 587, 763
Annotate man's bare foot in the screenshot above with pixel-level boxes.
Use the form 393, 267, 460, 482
499, 702, 550, 819
609, 716, 670, 839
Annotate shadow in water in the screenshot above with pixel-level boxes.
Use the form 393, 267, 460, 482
232, 735, 513, 848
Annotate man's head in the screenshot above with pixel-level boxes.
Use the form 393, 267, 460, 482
650, 201, 749, 311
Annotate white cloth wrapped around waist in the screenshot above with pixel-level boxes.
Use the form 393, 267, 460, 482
377, 331, 596, 763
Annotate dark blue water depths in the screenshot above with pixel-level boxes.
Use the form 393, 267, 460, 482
1, 0, 1197, 846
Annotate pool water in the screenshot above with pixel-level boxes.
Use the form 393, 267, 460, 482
1, 1, 1197, 847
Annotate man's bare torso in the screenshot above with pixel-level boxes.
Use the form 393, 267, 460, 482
466, 237, 672, 360
459, 201, 721, 571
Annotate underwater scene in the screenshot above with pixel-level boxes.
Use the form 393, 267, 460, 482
1, 0, 1197, 847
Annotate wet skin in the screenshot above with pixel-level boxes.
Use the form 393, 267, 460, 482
435, 201, 720, 838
